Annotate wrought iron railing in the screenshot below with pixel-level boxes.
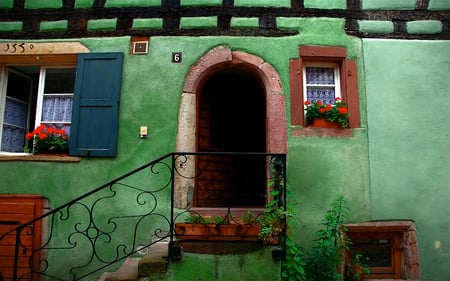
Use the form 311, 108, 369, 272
0, 152, 286, 281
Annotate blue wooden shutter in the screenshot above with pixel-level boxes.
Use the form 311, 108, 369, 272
69, 52, 124, 157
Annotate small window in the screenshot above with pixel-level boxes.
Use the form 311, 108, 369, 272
345, 221, 420, 280
347, 232, 401, 277
289, 45, 361, 132
37, 67, 76, 137
303, 63, 341, 105
0, 52, 124, 157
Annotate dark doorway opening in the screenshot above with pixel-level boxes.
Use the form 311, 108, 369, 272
196, 71, 267, 207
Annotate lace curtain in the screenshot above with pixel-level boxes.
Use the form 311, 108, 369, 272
305, 67, 336, 105
1, 96, 72, 152
42, 96, 72, 123
41, 96, 72, 137
1, 98, 28, 152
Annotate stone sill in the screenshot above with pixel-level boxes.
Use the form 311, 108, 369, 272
291, 126, 354, 137
189, 207, 265, 217
345, 220, 415, 232
0, 153, 81, 162
362, 279, 411, 281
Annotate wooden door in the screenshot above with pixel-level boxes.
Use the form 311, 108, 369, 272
0, 195, 43, 281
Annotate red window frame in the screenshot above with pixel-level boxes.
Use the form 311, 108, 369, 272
289, 45, 360, 129
346, 232, 403, 279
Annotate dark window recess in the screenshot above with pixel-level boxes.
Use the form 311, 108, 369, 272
344, 221, 420, 280
289, 45, 361, 129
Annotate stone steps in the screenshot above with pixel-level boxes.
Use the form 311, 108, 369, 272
99, 242, 169, 281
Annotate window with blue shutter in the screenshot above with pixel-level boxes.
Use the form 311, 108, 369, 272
69, 52, 124, 157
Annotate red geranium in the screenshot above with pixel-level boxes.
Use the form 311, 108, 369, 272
25, 124, 68, 153
304, 98, 349, 128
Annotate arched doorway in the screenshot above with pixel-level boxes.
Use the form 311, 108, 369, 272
174, 46, 287, 209
196, 70, 266, 207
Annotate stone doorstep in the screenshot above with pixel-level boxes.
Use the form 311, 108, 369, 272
361, 278, 412, 281
99, 242, 169, 281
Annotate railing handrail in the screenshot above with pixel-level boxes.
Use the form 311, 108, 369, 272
0, 152, 174, 240
0, 151, 287, 281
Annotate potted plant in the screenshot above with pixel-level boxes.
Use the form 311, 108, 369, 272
256, 206, 286, 245
25, 124, 68, 154
304, 97, 349, 128
174, 206, 287, 244
174, 212, 260, 242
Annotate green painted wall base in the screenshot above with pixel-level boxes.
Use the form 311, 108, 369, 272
165, 247, 281, 281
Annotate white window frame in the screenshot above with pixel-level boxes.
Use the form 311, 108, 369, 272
0, 67, 34, 154
35, 66, 75, 132
302, 62, 341, 105
0, 65, 75, 153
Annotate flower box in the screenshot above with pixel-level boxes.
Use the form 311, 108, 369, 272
304, 98, 349, 128
311, 118, 342, 129
25, 124, 68, 154
174, 223, 260, 242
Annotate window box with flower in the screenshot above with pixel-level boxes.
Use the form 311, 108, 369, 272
304, 97, 349, 128
175, 207, 285, 245
25, 124, 68, 155
175, 213, 261, 242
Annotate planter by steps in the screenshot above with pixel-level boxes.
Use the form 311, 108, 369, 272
174, 223, 260, 242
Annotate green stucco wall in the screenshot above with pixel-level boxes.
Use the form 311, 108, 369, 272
166, 248, 280, 281
0, 6, 449, 279
363, 39, 450, 281
0, 18, 371, 278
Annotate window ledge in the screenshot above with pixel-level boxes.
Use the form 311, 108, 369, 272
0, 153, 81, 162
189, 207, 265, 217
362, 279, 411, 281
291, 126, 354, 137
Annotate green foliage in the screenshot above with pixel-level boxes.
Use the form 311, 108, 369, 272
345, 253, 370, 281
257, 187, 288, 244
282, 234, 307, 281
281, 184, 307, 281
25, 124, 68, 153
183, 214, 227, 225
305, 195, 350, 281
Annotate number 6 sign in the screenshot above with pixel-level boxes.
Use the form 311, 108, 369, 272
172, 52, 182, 63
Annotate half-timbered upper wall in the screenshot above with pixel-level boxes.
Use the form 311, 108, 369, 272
0, 0, 449, 39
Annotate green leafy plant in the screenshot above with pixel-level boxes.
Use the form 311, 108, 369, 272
239, 211, 257, 224
305, 195, 350, 281
25, 124, 68, 153
282, 235, 307, 281
257, 207, 286, 244
345, 253, 370, 281
257, 187, 288, 244
304, 98, 349, 128
184, 214, 227, 226
281, 184, 307, 281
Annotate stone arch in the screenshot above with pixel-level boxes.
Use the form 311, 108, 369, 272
174, 45, 287, 208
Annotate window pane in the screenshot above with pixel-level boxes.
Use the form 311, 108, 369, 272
1, 70, 32, 152
351, 237, 393, 268
306, 86, 336, 104
305, 67, 335, 85
41, 96, 72, 122
1, 124, 26, 152
44, 68, 76, 94
7, 71, 32, 102
4, 97, 28, 128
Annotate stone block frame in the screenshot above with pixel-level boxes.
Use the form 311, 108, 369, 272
174, 45, 287, 209
345, 220, 420, 280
